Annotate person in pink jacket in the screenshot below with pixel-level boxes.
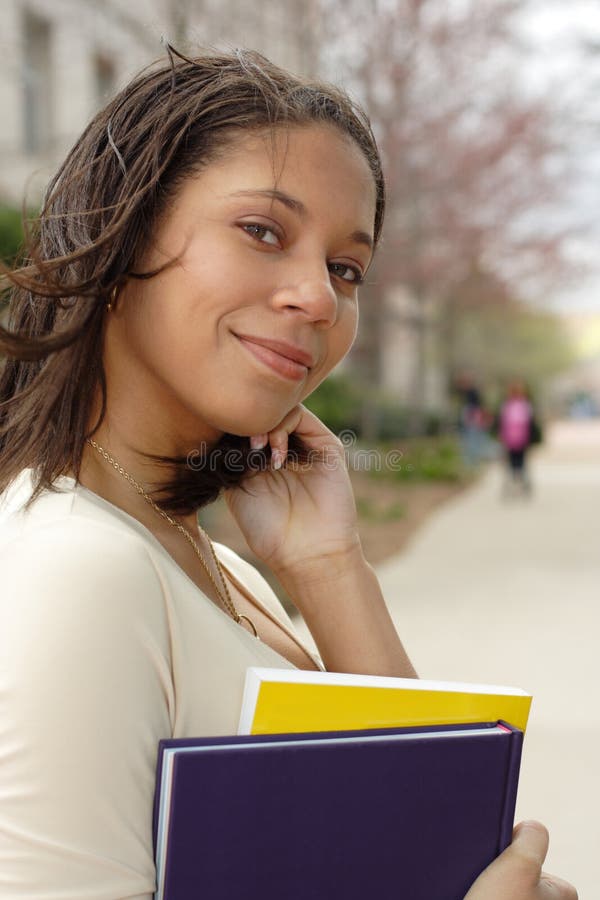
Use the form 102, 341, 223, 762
499, 380, 536, 494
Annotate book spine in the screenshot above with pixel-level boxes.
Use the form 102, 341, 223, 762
497, 724, 524, 852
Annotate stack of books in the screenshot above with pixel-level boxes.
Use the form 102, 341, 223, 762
153, 669, 532, 900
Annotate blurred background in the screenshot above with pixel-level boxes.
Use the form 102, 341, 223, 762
1, 0, 600, 445
2, 0, 599, 893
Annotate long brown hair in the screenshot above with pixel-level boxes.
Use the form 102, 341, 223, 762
0, 47, 385, 513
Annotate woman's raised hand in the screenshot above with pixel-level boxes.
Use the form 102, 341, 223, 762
464, 822, 577, 900
225, 404, 359, 578
225, 404, 417, 677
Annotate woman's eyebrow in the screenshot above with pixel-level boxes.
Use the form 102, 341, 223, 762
229, 187, 374, 253
230, 188, 306, 216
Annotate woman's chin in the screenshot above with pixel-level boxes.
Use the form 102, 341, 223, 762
217, 408, 298, 439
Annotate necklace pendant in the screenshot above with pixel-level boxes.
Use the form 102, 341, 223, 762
238, 614, 260, 640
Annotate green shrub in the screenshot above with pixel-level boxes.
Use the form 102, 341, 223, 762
370, 402, 447, 440
305, 375, 451, 441
370, 436, 465, 483
303, 374, 364, 434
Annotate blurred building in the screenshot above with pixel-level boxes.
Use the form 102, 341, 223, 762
0, 0, 145, 203
379, 286, 445, 412
0, 0, 318, 205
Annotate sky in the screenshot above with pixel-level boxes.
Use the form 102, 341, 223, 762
519, 1, 600, 313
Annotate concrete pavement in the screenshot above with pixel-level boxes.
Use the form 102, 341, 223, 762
373, 420, 600, 896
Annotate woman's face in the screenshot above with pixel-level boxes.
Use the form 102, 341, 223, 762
105, 124, 376, 448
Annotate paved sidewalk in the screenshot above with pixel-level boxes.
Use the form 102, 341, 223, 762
374, 420, 600, 896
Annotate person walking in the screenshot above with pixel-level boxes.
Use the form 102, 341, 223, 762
498, 380, 536, 495
455, 373, 491, 467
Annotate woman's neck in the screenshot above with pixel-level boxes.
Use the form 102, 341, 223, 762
78, 432, 202, 537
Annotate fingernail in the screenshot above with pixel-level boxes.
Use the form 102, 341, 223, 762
271, 449, 286, 470
250, 435, 267, 450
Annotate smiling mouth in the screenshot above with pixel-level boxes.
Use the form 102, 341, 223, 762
235, 334, 313, 381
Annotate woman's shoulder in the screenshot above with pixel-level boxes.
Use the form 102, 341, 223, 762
3, 468, 148, 537
0, 474, 174, 685
0, 469, 168, 599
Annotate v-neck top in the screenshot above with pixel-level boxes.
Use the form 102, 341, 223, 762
0, 470, 322, 899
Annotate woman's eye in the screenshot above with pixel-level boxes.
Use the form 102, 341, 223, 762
329, 262, 364, 285
241, 223, 281, 247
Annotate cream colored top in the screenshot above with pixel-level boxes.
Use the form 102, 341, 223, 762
0, 471, 321, 899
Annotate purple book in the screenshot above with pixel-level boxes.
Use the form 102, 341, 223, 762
153, 721, 522, 900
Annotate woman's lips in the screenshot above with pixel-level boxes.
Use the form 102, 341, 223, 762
236, 335, 310, 381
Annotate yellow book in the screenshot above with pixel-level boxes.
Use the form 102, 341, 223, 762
238, 668, 532, 735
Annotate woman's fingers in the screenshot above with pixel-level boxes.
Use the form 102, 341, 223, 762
509, 820, 550, 881
249, 434, 268, 450
539, 875, 579, 899
509, 823, 577, 898
248, 403, 345, 480
464, 821, 577, 899
250, 407, 305, 470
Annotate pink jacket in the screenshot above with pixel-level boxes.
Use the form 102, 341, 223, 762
500, 397, 532, 450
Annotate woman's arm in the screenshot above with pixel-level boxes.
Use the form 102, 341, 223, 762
0, 519, 172, 899
274, 544, 416, 677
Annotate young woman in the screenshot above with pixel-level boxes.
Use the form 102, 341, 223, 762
0, 49, 576, 900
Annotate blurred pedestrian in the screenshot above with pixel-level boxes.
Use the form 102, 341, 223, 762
498, 379, 538, 495
455, 374, 490, 467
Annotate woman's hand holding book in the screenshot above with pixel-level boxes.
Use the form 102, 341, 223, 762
465, 821, 577, 900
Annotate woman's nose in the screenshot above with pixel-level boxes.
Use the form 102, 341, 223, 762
270, 272, 338, 327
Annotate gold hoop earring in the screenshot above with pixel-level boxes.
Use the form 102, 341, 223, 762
106, 286, 118, 313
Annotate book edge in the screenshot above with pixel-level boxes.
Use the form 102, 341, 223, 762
246, 666, 530, 697
237, 667, 262, 735
153, 750, 176, 900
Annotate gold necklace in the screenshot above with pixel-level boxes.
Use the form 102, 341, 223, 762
86, 439, 259, 639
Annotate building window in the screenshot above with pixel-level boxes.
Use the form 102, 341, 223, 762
22, 11, 53, 154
